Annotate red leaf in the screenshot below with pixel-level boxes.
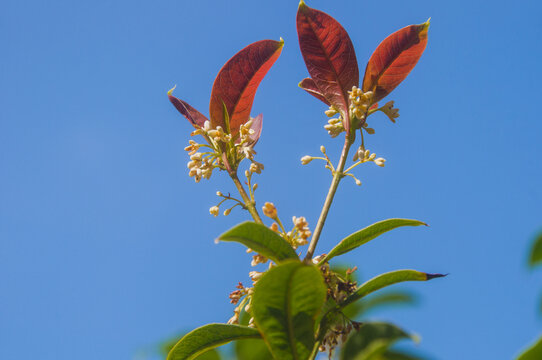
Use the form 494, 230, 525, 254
298, 78, 330, 106
168, 87, 208, 127
362, 20, 430, 103
209, 39, 283, 136
296, 1, 359, 130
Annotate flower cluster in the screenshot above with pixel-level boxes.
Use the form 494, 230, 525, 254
184, 117, 263, 183
348, 86, 373, 120
317, 264, 361, 356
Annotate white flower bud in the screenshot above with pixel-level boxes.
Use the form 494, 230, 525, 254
325, 108, 338, 117
355, 179, 362, 186
374, 158, 386, 167
223, 208, 232, 216
369, 153, 376, 161
320, 145, 326, 153
209, 206, 219, 217
301, 155, 313, 165
216, 191, 223, 197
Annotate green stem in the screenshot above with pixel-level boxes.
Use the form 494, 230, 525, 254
230, 171, 264, 224
304, 135, 353, 261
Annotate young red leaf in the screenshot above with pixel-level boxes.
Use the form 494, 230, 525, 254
362, 20, 430, 103
209, 39, 283, 136
296, 1, 359, 130
168, 87, 209, 127
298, 78, 330, 106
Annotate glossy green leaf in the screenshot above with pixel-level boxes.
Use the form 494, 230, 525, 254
159, 335, 221, 360
529, 232, 542, 268
340, 322, 416, 360
217, 222, 298, 263
251, 260, 327, 360
322, 219, 427, 263
341, 270, 445, 309
235, 339, 274, 360
167, 324, 260, 360
517, 335, 542, 360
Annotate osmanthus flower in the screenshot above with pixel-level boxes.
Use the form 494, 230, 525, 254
168, 39, 283, 181
296, 0, 429, 137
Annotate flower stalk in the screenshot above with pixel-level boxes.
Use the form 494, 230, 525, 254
304, 134, 353, 261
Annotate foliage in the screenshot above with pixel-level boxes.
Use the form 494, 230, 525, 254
165, 1, 441, 359
516, 231, 542, 359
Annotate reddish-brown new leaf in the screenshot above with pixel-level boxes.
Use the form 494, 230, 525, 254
298, 78, 330, 106
362, 20, 430, 103
168, 89, 209, 127
209, 39, 283, 136
296, 1, 358, 130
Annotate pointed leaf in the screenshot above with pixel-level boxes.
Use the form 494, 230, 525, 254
209, 39, 283, 135
296, 1, 358, 131
362, 20, 430, 103
322, 219, 427, 263
529, 232, 542, 268
167, 324, 260, 360
159, 334, 221, 359
341, 270, 445, 309
217, 222, 298, 263
298, 78, 330, 106
252, 260, 327, 360
517, 335, 542, 360
340, 322, 416, 360
168, 88, 209, 127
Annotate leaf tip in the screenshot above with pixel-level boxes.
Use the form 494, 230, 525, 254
214, 238, 220, 244
298, 0, 307, 9
167, 84, 177, 96
420, 18, 431, 35
279, 37, 285, 46
425, 272, 447, 280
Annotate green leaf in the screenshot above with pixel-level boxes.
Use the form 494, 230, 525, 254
340, 322, 416, 360
158, 335, 221, 360
529, 232, 542, 268
167, 324, 260, 360
235, 339, 274, 360
251, 260, 327, 360
381, 350, 426, 360
517, 335, 542, 360
322, 219, 427, 263
341, 270, 445, 309
217, 222, 298, 263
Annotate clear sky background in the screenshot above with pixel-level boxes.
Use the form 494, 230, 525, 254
2, 0, 542, 359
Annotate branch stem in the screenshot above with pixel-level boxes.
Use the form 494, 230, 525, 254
304, 135, 353, 261
230, 171, 264, 224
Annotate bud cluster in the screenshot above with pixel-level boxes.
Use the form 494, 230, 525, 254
289, 216, 312, 248
185, 118, 263, 183
352, 147, 386, 167
348, 86, 373, 120
324, 116, 345, 138
317, 265, 361, 356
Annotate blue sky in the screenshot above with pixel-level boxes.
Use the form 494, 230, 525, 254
1, 0, 541, 359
